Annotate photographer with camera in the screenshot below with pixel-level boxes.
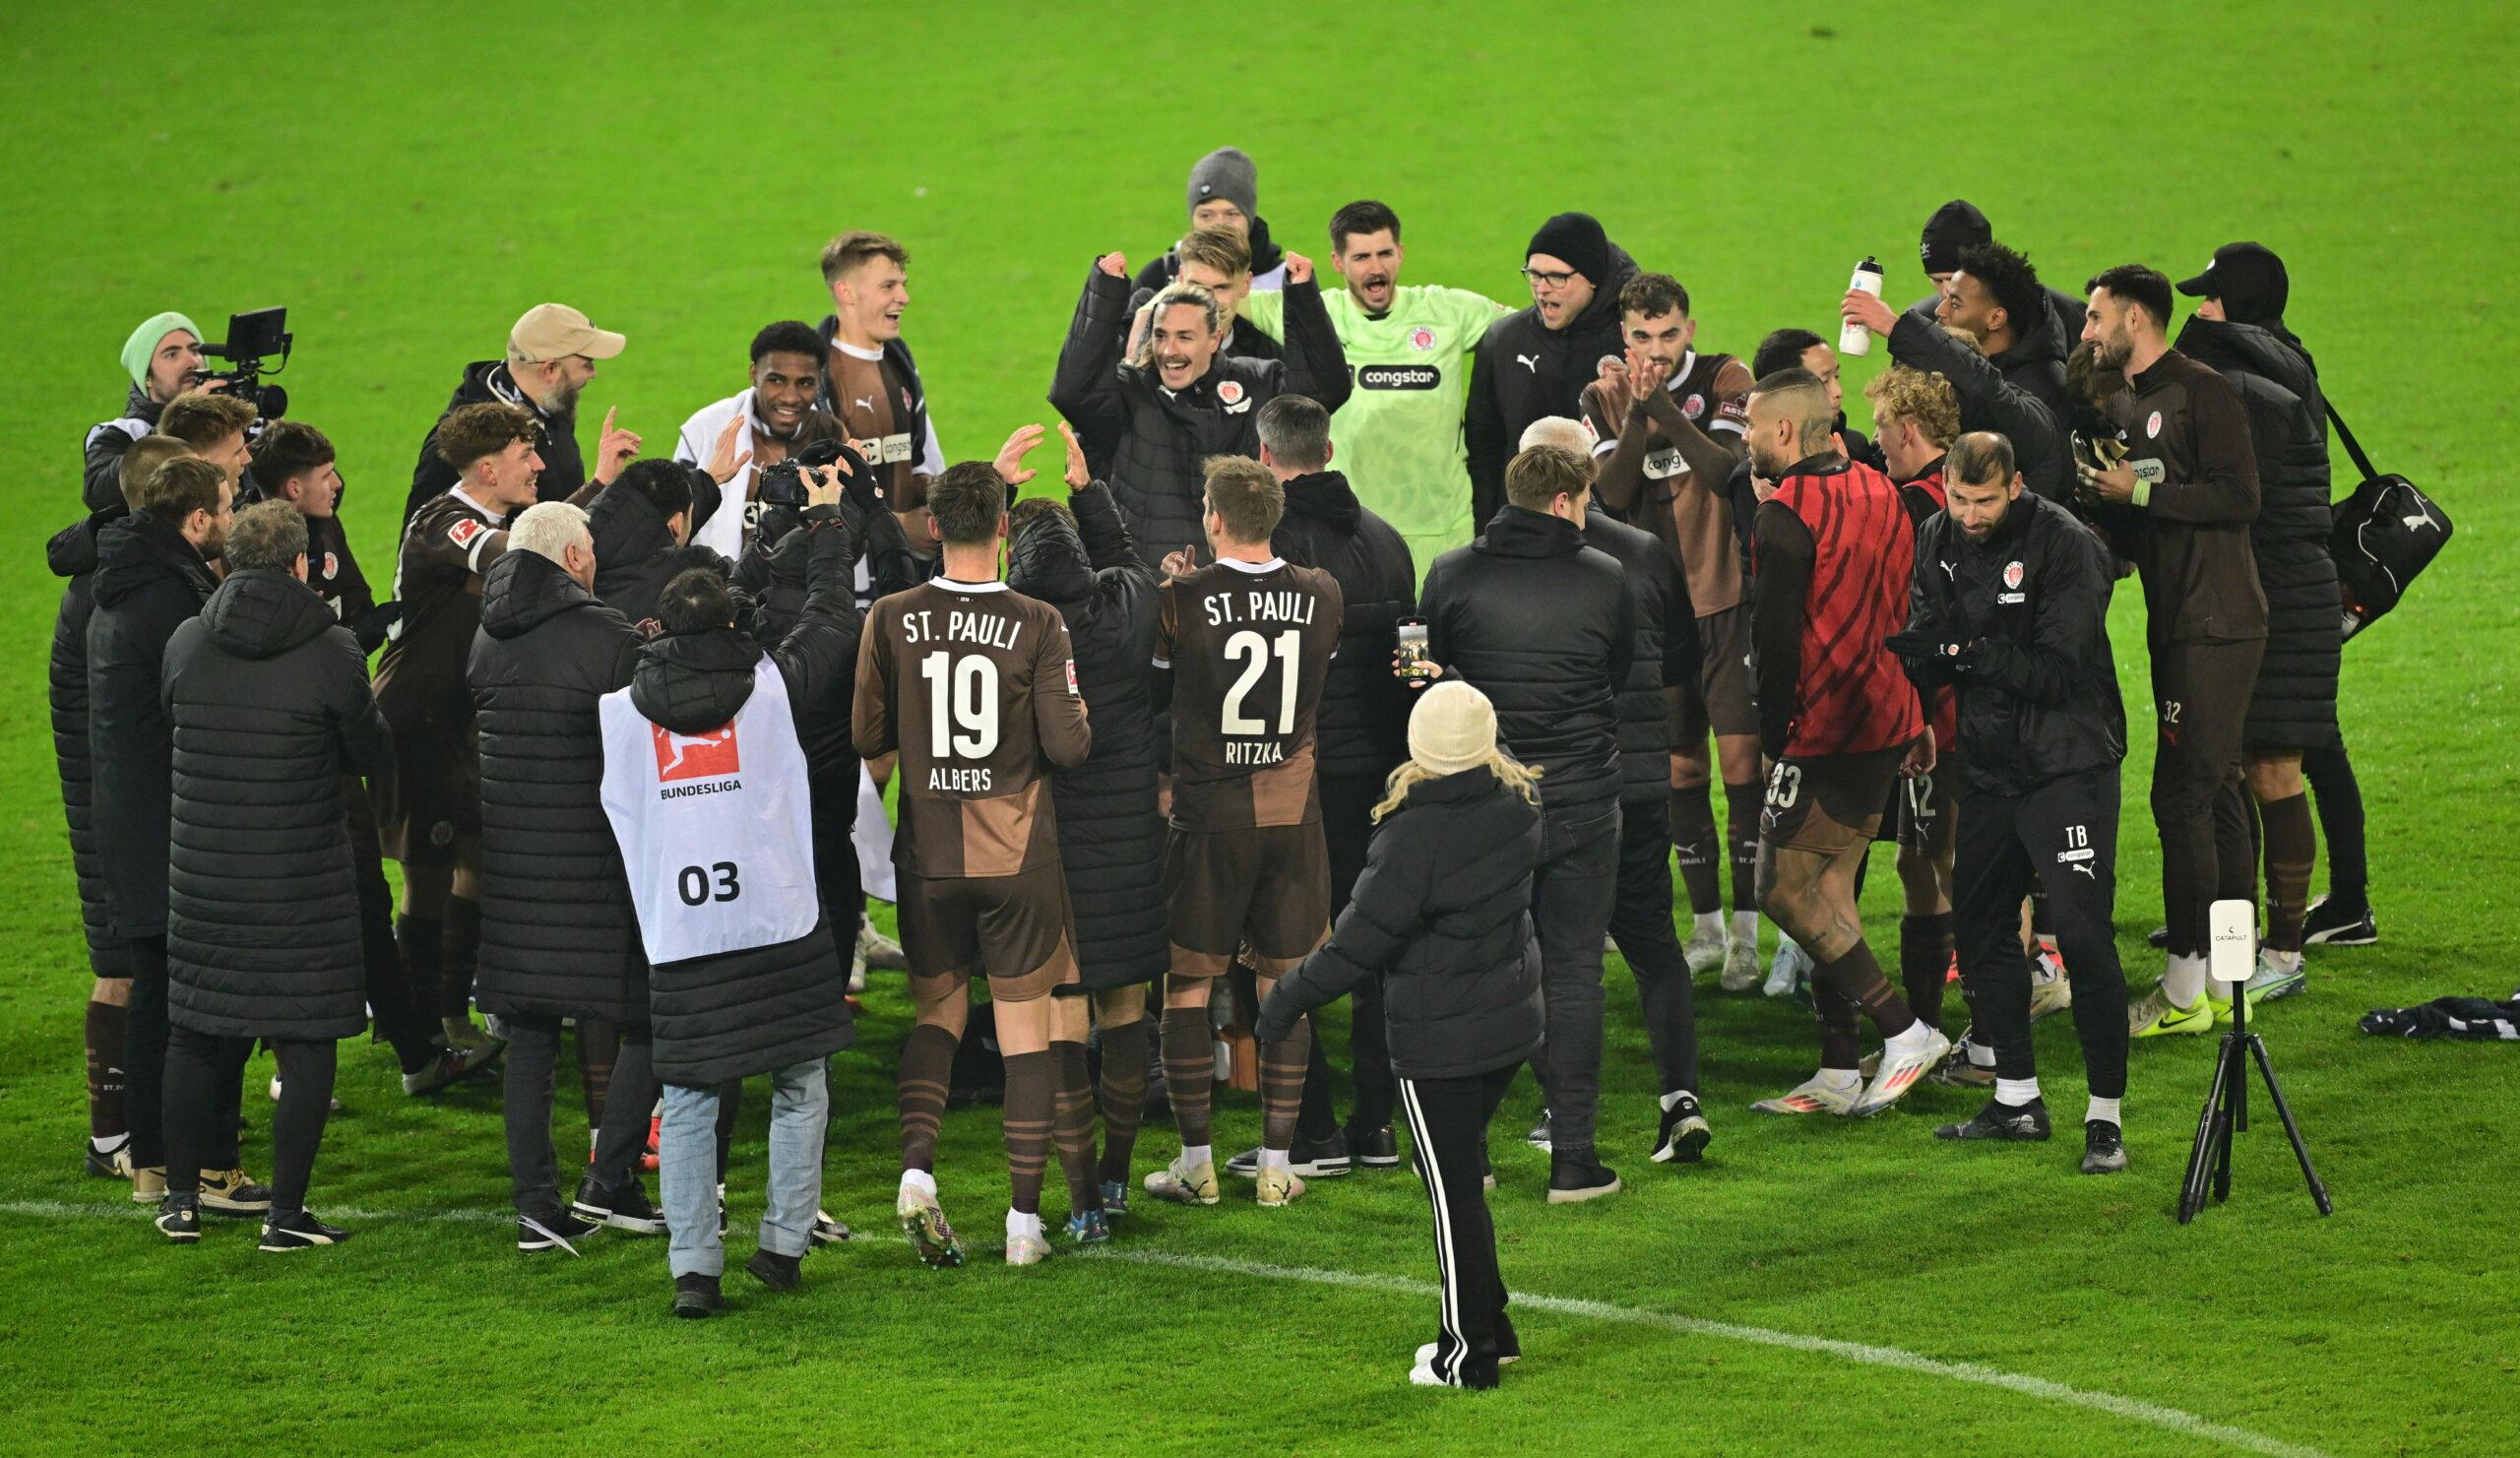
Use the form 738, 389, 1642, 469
673, 321, 847, 562
405, 303, 639, 528
83, 313, 203, 510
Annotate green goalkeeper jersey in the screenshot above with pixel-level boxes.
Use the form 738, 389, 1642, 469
1243, 284, 1504, 583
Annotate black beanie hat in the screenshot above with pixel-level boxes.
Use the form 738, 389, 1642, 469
1526, 213, 1610, 287
1920, 199, 1993, 277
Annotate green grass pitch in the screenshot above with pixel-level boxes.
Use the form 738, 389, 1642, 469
3, 3, 2515, 1453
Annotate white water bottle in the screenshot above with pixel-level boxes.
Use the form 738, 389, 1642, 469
1840, 256, 1884, 357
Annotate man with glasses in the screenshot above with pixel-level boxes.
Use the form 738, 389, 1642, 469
405, 304, 641, 529
1462, 213, 1635, 529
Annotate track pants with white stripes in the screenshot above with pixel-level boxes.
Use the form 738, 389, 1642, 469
1396, 1065, 1521, 1389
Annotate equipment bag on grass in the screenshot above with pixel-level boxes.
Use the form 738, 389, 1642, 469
2325, 399, 2450, 641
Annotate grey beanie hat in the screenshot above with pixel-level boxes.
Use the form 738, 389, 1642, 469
1186, 147, 1258, 221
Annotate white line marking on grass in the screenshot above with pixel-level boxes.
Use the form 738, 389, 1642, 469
1096, 1249, 2330, 1458
1, 1200, 2325, 1457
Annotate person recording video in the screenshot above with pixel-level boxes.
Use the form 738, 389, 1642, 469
84, 312, 207, 511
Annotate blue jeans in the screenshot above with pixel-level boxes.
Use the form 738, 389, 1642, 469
661, 1059, 828, 1278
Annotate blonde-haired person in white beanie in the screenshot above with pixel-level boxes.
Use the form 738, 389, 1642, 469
1256, 681, 1544, 1391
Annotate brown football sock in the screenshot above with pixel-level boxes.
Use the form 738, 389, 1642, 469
1724, 781, 1762, 915
2260, 792, 2317, 954
1095, 1015, 1150, 1185
1257, 1014, 1311, 1154
1001, 1050, 1055, 1219
86, 999, 128, 1143
1051, 1039, 1102, 1213
1670, 786, 1723, 915
896, 1023, 958, 1174
1815, 940, 1917, 1041
1159, 1002, 1215, 1149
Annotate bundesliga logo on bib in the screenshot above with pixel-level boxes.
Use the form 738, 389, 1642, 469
653, 723, 738, 782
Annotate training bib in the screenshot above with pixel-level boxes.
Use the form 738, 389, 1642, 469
599, 659, 819, 965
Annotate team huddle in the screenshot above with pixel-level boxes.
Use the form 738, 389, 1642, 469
53, 146, 2372, 1385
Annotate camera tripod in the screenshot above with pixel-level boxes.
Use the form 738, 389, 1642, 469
2177, 978, 2332, 1223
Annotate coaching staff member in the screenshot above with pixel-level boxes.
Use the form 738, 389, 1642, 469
156, 502, 396, 1247
1897, 433, 2130, 1174
2077, 265, 2264, 1037
406, 303, 635, 526
472, 502, 665, 1251
1464, 213, 1636, 528
1415, 443, 1632, 1204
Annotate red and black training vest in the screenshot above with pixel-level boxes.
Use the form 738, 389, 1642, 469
1773, 460, 1923, 757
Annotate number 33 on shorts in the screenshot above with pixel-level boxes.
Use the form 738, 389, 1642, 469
1764, 760, 1804, 811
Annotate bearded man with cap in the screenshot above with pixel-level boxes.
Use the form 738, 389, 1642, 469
1133, 146, 1288, 295
83, 311, 209, 511
1462, 213, 1637, 528
1257, 681, 1545, 1391
405, 302, 639, 528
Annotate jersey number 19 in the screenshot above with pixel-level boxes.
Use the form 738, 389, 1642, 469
920, 651, 1000, 759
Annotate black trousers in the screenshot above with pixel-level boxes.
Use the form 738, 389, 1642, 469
344, 775, 433, 1071
1609, 796, 1700, 1095
501, 1014, 661, 1220
1395, 1065, 1519, 1390
2149, 639, 2262, 956
1296, 775, 1395, 1141
165, 1029, 334, 1211
1532, 800, 1619, 1153
2301, 735, 2367, 906
1954, 765, 2128, 1100
124, 935, 172, 1170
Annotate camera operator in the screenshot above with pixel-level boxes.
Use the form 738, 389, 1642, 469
83, 312, 206, 511
1898, 432, 2130, 1174
405, 303, 637, 528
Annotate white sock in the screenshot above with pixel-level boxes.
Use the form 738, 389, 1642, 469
1005, 1208, 1041, 1239
1884, 1020, 1939, 1056
2261, 947, 2301, 975
1731, 910, 1757, 945
2086, 1096, 2122, 1126
1967, 1037, 1997, 1069
1258, 1147, 1290, 1173
1660, 1088, 1695, 1111
1813, 1068, 1861, 1094
1995, 1077, 2042, 1108
1180, 1144, 1212, 1172
1694, 911, 1724, 940
2161, 953, 2209, 1008
899, 1169, 936, 1199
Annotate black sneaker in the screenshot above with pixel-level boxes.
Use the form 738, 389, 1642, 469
2146, 925, 2171, 949
746, 1247, 802, 1292
2080, 1119, 2129, 1174
517, 1209, 599, 1255
156, 1195, 201, 1244
1525, 1110, 1552, 1151
402, 1042, 500, 1096
572, 1173, 667, 1235
2301, 895, 2378, 947
811, 1211, 851, 1244
1545, 1148, 1620, 1204
260, 1209, 351, 1251
84, 1141, 133, 1179
196, 1168, 274, 1216
1225, 1128, 1352, 1179
1347, 1124, 1401, 1169
671, 1272, 724, 1319
1934, 1098, 2053, 1142
1652, 1093, 1712, 1164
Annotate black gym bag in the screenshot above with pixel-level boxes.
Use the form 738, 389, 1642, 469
2326, 400, 2451, 641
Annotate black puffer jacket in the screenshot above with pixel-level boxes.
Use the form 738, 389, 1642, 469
1006, 483, 1166, 989
627, 515, 859, 1087
1887, 311, 2071, 502
82, 384, 163, 513
728, 505, 866, 911
1270, 471, 1417, 784
2176, 315, 2340, 751
1418, 506, 1634, 812
88, 510, 219, 940
48, 507, 133, 978
1049, 264, 1351, 566
162, 570, 393, 1041
405, 360, 586, 529
590, 474, 730, 629
1464, 242, 1639, 525
1256, 766, 1544, 1079
471, 549, 648, 1023
1904, 287, 2082, 427
1580, 509, 1700, 806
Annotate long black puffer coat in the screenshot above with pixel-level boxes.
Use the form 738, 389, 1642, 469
1256, 764, 1544, 1080
88, 509, 219, 941
2176, 315, 2341, 751
49, 506, 133, 978
1270, 471, 1417, 786
1048, 264, 1351, 566
471, 548, 649, 1023
162, 569, 394, 1041
627, 512, 859, 1087
1006, 482, 1166, 989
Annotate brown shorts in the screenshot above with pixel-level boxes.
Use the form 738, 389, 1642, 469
1759, 747, 1905, 856
1670, 603, 1759, 745
897, 863, 1081, 1003
1165, 824, 1330, 978
1879, 747, 1961, 856
379, 714, 480, 865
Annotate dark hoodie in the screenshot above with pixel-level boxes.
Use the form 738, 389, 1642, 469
623, 511, 860, 1087
1464, 239, 1641, 525
49, 505, 134, 977
87, 508, 219, 938
470, 548, 649, 1023
1269, 471, 1417, 783
405, 360, 587, 529
83, 382, 163, 513
1006, 482, 1166, 989
1418, 504, 1635, 811
161, 569, 392, 1041
589, 475, 733, 631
